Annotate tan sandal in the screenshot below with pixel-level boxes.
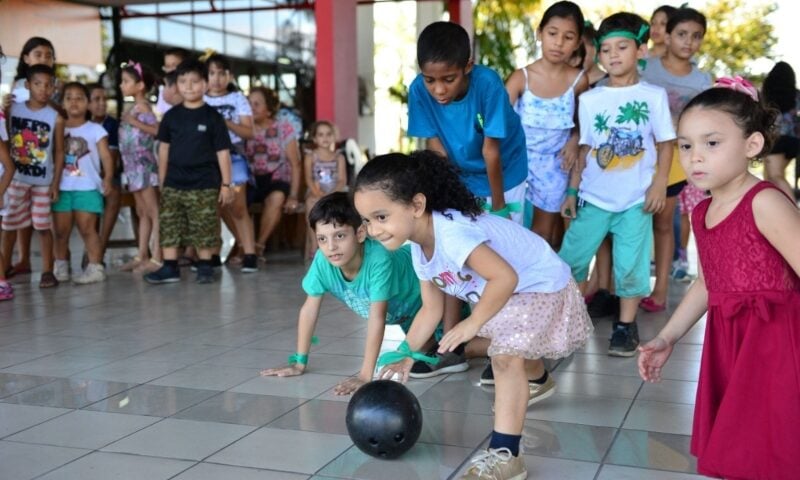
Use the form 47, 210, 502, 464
119, 256, 142, 272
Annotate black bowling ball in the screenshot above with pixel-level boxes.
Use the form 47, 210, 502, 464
345, 380, 423, 459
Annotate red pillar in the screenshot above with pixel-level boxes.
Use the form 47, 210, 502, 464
447, 0, 473, 35
315, 0, 358, 139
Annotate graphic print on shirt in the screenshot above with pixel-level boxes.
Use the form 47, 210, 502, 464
212, 104, 236, 121
592, 100, 649, 170
10, 117, 51, 178
64, 134, 90, 176
431, 270, 482, 303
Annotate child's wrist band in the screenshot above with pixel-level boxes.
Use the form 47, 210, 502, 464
377, 341, 440, 367
288, 353, 308, 365
566, 187, 579, 198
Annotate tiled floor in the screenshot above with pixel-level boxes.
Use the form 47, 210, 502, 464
0, 232, 707, 479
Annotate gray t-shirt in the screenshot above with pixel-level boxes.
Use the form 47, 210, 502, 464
641, 57, 712, 126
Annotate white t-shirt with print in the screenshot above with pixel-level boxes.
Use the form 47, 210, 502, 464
204, 91, 252, 145
411, 210, 572, 302
61, 121, 108, 192
577, 81, 676, 212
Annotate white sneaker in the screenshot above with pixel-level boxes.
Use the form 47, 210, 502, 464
54, 259, 70, 282
73, 263, 106, 285
460, 448, 527, 479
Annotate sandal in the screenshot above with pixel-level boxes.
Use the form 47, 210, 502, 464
134, 258, 163, 274
119, 256, 142, 272
5, 264, 32, 278
639, 296, 666, 313
39, 271, 59, 289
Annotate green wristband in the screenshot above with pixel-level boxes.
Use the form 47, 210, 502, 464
288, 352, 308, 366
566, 187, 579, 198
377, 341, 440, 367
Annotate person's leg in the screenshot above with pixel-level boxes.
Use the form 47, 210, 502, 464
256, 190, 287, 254
144, 187, 183, 284
99, 183, 121, 255
131, 189, 151, 264
305, 196, 320, 260
646, 195, 678, 308
75, 211, 102, 265
52, 211, 74, 262
31, 186, 54, 275
226, 187, 255, 255
764, 153, 794, 199
558, 202, 611, 295
140, 186, 161, 262
191, 189, 221, 283
531, 208, 560, 247
14, 226, 32, 271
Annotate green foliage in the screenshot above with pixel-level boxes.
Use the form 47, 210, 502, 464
473, 0, 541, 80
697, 0, 778, 77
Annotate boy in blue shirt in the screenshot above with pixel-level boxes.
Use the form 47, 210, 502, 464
260, 193, 452, 395
559, 12, 675, 357
408, 21, 527, 224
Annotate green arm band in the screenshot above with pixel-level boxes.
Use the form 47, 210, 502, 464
288, 353, 309, 366
377, 341, 440, 368
482, 201, 523, 218
566, 187, 579, 197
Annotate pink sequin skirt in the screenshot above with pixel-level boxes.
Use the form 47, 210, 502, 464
476, 278, 593, 360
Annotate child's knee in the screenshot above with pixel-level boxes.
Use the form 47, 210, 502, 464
491, 355, 523, 373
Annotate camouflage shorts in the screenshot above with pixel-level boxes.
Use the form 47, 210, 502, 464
160, 187, 219, 249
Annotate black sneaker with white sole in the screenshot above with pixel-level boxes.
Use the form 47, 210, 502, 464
409, 350, 469, 379
608, 321, 639, 357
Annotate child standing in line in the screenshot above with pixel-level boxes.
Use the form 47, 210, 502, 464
639, 79, 800, 479
2, 37, 57, 279
559, 12, 675, 357
118, 60, 161, 274
156, 47, 188, 116
647, 5, 678, 58
640, 7, 712, 311
52, 83, 113, 284
2, 64, 64, 288
88, 84, 121, 263
261, 192, 445, 395
145, 59, 233, 285
303, 120, 347, 260
506, 1, 589, 246
204, 54, 257, 272
0, 44, 16, 300
356, 151, 591, 480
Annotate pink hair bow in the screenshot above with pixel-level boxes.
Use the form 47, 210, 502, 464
714, 76, 759, 102
125, 60, 143, 78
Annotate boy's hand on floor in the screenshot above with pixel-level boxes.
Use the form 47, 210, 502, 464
377, 358, 413, 384
260, 364, 305, 377
333, 376, 366, 396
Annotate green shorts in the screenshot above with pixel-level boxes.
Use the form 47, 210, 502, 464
558, 201, 653, 298
51, 190, 104, 214
159, 187, 220, 249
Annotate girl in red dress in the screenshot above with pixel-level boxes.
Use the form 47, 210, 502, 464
638, 77, 800, 479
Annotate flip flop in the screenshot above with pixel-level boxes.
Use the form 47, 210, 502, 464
639, 296, 666, 313
5, 264, 32, 278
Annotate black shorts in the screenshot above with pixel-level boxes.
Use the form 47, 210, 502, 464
770, 135, 800, 158
666, 180, 687, 198
248, 174, 290, 205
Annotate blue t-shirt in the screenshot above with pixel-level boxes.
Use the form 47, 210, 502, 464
101, 116, 119, 150
407, 65, 527, 197
301, 238, 422, 326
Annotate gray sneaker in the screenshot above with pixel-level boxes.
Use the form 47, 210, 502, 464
54, 259, 70, 282
409, 350, 469, 379
73, 263, 106, 285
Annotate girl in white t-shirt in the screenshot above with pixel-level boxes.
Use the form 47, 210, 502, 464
204, 53, 257, 271
354, 150, 592, 479
52, 83, 114, 285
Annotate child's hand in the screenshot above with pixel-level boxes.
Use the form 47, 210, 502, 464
218, 186, 235, 206
644, 181, 667, 213
283, 196, 299, 213
638, 336, 673, 383
49, 185, 59, 203
102, 179, 113, 196
333, 376, 367, 396
561, 196, 577, 219
560, 137, 580, 171
2, 93, 12, 110
377, 357, 413, 384
438, 318, 480, 353
260, 364, 305, 377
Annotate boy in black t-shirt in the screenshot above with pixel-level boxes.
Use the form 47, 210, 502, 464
145, 60, 234, 284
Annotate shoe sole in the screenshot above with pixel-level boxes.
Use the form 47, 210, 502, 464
73, 278, 106, 285
607, 348, 638, 357
241, 267, 258, 273
479, 378, 494, 386
145, 277, 181, 285
407, 362, 469, 379
528, 384, 556, 406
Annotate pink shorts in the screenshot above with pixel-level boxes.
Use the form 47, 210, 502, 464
678, 184, 708, 215
1, 180, 52, 231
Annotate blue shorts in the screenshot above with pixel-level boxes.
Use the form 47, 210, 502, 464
51, 190, 104, 215
558, 201, 653, 298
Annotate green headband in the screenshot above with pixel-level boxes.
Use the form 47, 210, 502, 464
594, 24, 650, 50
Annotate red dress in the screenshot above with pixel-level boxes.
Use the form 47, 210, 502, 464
691, 181, 800, 479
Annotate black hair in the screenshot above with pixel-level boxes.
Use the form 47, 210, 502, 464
14, 37, 55, 81
666, 7, 707, 34
651, 5, 678, 22
762, 61, 796, 114
163, 70, 178, 87
597, 12, 650, 46
62, 82, 91, 120
164, 47, 189, 60
354, 150, 484, 219
205, 53, 238, 92
175, 59, 207, 79
417, 22, 471, 69
582, 21, 597, 43
86, 82, 105, 94
570, 42, 587, 68
539, 1, 585, 38
308, 192, 363, 232
680, 87, 778, 157
26, 64, 55, 82
121, 61, 156, 92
